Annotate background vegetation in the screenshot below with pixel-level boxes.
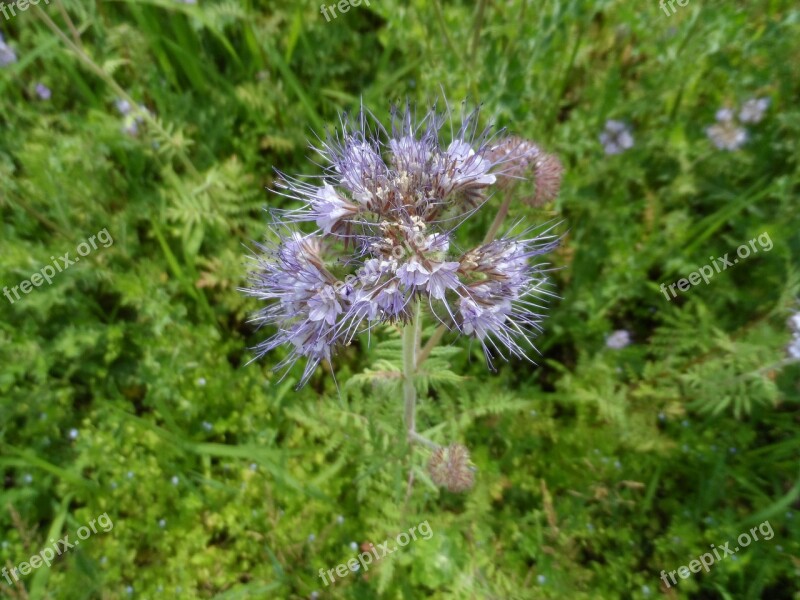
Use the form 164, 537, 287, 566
1, 0, 799, 598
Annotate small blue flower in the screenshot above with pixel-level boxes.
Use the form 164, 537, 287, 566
537, 574, 546, 585
739, 98, 770, 124
0, 33, 17, 67
599, 120, 634, 155
35, 83, 51, 100
606, 329, 631, 349
706, 109, 747, 151
787, 336, 800, 360
115, 98, 132, 115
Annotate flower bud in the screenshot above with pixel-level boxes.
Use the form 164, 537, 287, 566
427, 443, 475, 493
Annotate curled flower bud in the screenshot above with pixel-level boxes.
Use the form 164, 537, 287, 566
531, 151, 563, 206
488, 136, 563, 205
428, 443, 475, 493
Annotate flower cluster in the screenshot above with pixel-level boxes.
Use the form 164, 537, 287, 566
245, 102, 561, 385
599, 120, 634, 155
787, 313, 800, 360
706, 98, 770, 151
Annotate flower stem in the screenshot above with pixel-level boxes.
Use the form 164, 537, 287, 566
409, 430, 441, 451
403, 303, 420, 438
483, 194, 513, 244
417, 325, 446, 366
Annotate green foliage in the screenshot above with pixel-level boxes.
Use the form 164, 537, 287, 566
1, 0, 799, 599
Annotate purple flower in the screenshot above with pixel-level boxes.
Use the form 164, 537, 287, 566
606, 330, 631, 350
739, 98, 770, 124
397, 258, 430, 288
715, 108, 735, 123
788, 313, 800, 334
0, 33, 17, 67
115, 98, 132, 115
245, 101, 561, 385
436, 139, 496, 198
600, 120, 634, 155
312, 183, 358, 234
35, 83, 51, 100
706, 121, 747, 151
425, 261, 461, 300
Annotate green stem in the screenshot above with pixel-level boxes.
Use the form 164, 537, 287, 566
470, 0, 488, 61
483, 194, 513, 244
409, 430, 441, 451
402, 303, 420, 438
417, 325, 446, 366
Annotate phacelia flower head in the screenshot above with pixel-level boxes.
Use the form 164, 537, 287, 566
706, 120, 748, 151
35, 83, 51, 100
606, 329, 631, 350
739, 97, 770, 124
245, 100, 561, 386
0, 33, 17, 67
599, 120, 634, 155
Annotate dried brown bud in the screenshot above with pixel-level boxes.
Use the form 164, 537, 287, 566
427, 443, 475, 493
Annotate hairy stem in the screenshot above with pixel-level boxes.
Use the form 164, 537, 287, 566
403, 303, 420, 438
409, 430, 441, 451
54, 0, 81, 46
417, 325, 446, 366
